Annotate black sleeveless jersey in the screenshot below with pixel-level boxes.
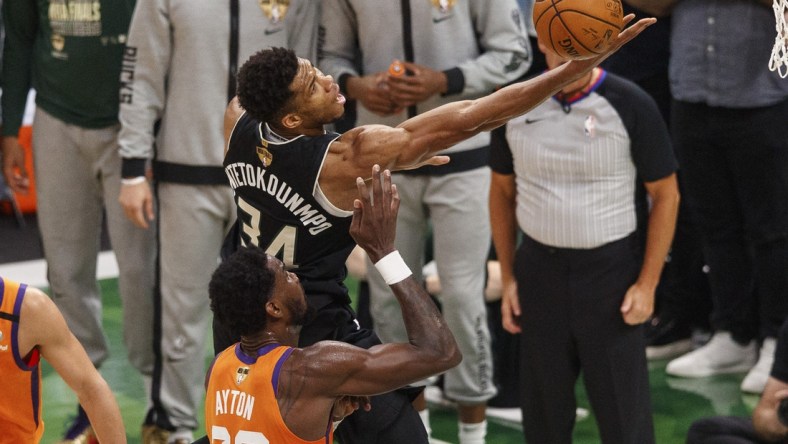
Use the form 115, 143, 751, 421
223, 113, 354, 303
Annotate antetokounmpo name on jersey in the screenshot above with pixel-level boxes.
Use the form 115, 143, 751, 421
225, 162, 332, 235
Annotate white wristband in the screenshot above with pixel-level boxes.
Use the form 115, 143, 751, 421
121, 176, 146, 186
374, 251, 412, 285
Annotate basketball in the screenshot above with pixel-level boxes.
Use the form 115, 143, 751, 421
533, 0, 624, 60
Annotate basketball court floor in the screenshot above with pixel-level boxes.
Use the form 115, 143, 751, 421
0, 214, 755, 443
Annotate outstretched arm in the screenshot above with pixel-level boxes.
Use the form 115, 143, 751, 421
396, 16, 655, 157
336, 15, 656, 176
19, 288, 127, 444
298, 166, 461, 396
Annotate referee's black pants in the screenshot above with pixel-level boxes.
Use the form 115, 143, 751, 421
515, 233, 655, 444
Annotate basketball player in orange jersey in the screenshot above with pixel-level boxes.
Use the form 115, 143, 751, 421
0, 278, 126, 443
206, 166, 461, 443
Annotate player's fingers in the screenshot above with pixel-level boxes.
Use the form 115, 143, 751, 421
621, 13, 635, 26
400, 60, 420, 72
618, 17, 656, 46
623, 312, 645, 326
510, 295, 521, 318
356, 175, 370, 206
501, 291, 522, 333
390, 184, 400, 216
3, 166, 25, 194
134, 204, 150, 229
630, 303, 653, 325
501, 304, 521, 334
6, 176, 24, 194
131, 207, 148, 229
620, 294, 632, 314
370, 164, 382, 208
424, 155, 450, 166
349, 197, 363, 235
381, 169, 393, 212
145, 197, 155, 224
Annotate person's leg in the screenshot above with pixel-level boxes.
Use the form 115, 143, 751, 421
686, 416, 762, 444
32, 109, 108, 367
146, 183, 235, 441
516, 236, 579, 444
33, 109, 109, 441
647, 171, 712, 358
427, 168, 496, 443
672, 101, 757, 344
666, 101, 758, 378
721, 99, 788, 392
724, 100, 788, 341
657, 172, 712, 330
97, 125, 157, 376
572, 236, 654, 444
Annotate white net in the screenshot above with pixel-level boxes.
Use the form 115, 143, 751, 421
771, 0, 788, 78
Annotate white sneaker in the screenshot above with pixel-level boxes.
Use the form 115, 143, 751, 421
665, 331, 756, 377
740, 337, 776, 394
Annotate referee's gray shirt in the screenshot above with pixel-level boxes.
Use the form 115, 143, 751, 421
490, 70, 677, 249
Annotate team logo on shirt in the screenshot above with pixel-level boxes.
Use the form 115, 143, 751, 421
257, 142, 274, 167
236, 366, 250, 385
0, 330, 6, 352
258, 0, 290, 24
431, 0, 456, 13
51, 34, 66, 52
584, 115, 597, 138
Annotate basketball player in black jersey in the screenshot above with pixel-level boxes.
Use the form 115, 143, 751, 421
215, 16, 654, 444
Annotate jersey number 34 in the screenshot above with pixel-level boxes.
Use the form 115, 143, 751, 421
238, 196, 298, 268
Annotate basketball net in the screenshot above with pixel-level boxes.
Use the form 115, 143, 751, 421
771, 0, 788, 78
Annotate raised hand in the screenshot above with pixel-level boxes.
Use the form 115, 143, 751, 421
349, 165, 400, 263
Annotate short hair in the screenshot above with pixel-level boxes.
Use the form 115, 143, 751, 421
237, 47, 300, 124
209, 246, 276, 337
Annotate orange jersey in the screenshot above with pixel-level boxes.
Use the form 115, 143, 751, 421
205, 343, 333, 444
0, 277, 43, 443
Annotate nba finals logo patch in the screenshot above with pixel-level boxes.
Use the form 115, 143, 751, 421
236, 366, 250, 385
51, 34, 65, 52
257, 143, 273, 167
258, 0, 290, 24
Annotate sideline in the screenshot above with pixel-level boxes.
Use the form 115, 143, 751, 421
0, 250, 119, 288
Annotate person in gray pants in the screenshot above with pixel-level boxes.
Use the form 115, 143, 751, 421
1, 1, 155, 441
